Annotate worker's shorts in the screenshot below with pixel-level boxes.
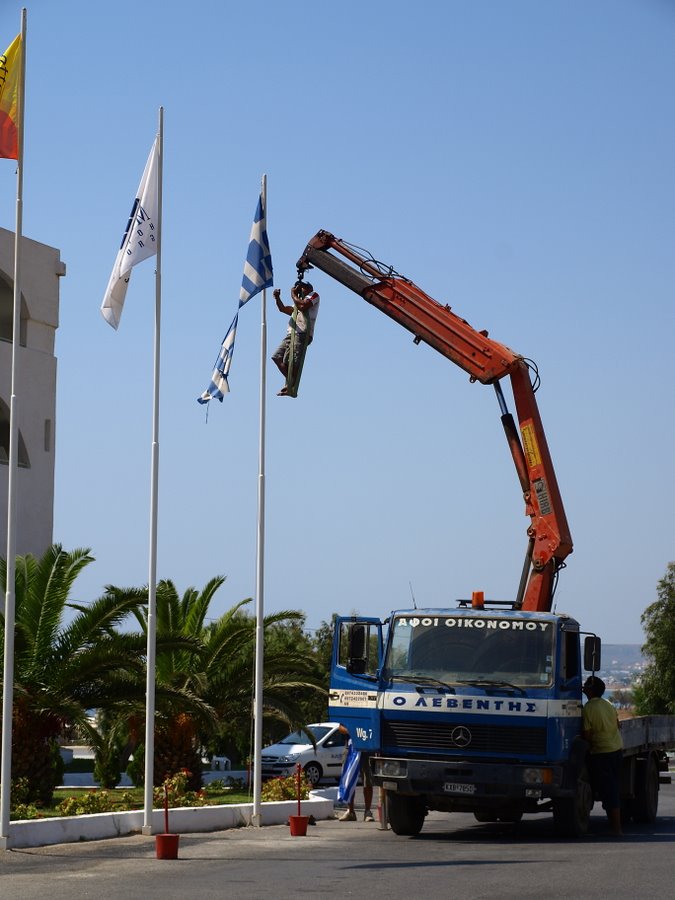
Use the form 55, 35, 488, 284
272, 331, 308, 372
589, 749, 622, 810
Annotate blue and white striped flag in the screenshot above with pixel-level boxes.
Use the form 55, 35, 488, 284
337, 740, 361, 805
198, 193, 273, 403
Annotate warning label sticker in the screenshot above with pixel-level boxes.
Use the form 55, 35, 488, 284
521, 422, 542, 469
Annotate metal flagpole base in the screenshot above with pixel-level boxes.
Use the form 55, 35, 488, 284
141, 825, 154, 835
251, 813, 262, 828
0, 836, 9, 850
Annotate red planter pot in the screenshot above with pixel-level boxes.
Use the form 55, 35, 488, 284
288, 815, 309, 836
155, 833, 180, 859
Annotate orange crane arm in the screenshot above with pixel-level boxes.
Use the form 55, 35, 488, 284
297, 231, 572, 612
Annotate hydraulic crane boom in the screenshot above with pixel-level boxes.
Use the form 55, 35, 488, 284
296, 230, 572, 613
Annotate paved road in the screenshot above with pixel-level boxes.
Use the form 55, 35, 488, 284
1, 784, 673, 899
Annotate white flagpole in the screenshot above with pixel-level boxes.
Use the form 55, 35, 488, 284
141, 106, 163, 835
251, 174, 268, 826
0, 7, 27, 850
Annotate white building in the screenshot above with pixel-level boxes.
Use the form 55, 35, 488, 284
0, 227, 65, 558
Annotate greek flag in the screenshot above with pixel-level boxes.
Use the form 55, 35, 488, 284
337, 740, 361, 804
198, 193, 273, 403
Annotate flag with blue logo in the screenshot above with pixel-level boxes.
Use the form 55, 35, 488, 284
198, 193, 273, 403
337, 739, 361, 804
101, 137, 160, 330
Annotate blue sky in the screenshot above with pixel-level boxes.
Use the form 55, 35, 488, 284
0, 0, 673, 644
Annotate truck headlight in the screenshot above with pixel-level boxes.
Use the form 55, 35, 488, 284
376, 759, 408, 777
522, 767, 553, 784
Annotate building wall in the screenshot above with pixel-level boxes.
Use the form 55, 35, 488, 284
0, 227, 64, 558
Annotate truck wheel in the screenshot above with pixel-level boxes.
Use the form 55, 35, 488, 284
386, 792, 426, 836
631, 756, 659, 823
303, 761, 323, 786
553, 769, 592, 837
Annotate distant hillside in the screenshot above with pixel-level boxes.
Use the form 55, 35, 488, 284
602, 644, 645, 668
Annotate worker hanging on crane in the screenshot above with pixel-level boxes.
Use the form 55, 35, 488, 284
271, 276, 320, 397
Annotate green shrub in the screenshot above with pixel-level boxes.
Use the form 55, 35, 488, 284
153, 769, 208, 808
10, 803, 39, 820
57, 790, 115, 816
261, 774, 310, 802
11, 776, 31, 806
94, 754, 121, 789
126, 745, 145, 787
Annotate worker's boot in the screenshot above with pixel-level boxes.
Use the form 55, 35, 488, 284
608, 808, 623, 837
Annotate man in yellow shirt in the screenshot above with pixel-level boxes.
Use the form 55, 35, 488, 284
582, 675, 623, 836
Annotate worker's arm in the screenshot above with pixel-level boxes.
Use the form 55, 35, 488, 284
273, 288, 293, 315
291, 285, 315, 311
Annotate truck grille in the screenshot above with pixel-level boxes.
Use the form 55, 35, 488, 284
383, 720, 547, 756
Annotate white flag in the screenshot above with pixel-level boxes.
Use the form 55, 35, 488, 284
101, 137, 160, 329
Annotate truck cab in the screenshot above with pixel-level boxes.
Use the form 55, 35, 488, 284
330, 601, 595, 835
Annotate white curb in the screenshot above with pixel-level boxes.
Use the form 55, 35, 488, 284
7, 795, 335, 849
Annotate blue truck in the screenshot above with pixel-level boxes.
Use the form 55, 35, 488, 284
329, 604, 674, 836
295, 231, 675, 836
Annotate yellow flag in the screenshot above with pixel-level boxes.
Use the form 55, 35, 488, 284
0, 34, 22, 160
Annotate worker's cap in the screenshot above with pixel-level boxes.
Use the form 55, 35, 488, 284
583, 675, 606, 696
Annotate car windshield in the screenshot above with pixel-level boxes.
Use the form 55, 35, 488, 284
278, 726, 332, 745
385, 614, 554, 687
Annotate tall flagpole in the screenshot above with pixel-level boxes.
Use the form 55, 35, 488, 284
0, 7, 27, 850
251, 174, 268, 826
142, 106, 163, 835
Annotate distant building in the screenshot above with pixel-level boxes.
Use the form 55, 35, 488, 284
0, 227, 65, 557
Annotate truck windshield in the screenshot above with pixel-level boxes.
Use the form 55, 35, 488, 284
385, 615, 554, 687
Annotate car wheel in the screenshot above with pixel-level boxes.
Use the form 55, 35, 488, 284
304, 762, 322, 786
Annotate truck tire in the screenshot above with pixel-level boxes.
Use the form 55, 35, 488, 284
553, 768, 592, 837
631, 755, 659, 823
386, 792, 426, 836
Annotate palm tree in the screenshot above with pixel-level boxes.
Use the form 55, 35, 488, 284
132, 577, 325, 789
0, 545, 148, 804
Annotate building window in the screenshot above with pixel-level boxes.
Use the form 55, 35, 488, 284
0, 273, 28, 346
0, 398, 30, 467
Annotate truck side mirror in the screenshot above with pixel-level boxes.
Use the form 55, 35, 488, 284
583, 635, 601, 672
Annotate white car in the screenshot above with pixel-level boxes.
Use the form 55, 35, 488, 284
261, 722, 347, 786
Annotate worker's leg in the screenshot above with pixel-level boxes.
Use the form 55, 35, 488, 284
596, 751, 623, 836
286, 331, 308, 397
605, 751, 623, 836
338, 795, 357, 821
271, 336, 290, 377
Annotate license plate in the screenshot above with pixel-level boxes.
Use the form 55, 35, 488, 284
443, 782, 476, 794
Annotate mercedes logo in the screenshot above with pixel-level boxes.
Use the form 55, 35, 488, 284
450, 725, 472, 748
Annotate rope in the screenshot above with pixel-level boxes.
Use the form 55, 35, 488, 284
285, 308, 310, 398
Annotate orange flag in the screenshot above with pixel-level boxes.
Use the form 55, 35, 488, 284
0, 34, 22, 160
